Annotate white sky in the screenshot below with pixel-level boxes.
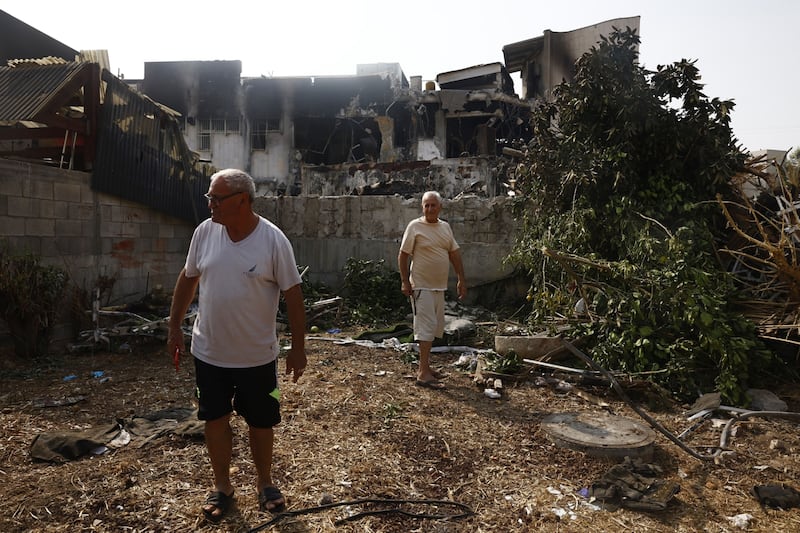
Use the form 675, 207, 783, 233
4, 0, 798, 153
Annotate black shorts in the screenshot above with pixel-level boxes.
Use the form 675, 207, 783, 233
193, 357, 281, 428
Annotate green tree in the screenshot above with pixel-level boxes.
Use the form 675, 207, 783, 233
509, 28, 777, 403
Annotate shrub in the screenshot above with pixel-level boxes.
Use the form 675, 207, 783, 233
0, 245, 68, 357
341, 258, 408, 326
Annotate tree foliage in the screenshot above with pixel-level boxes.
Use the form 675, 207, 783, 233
341, 258, 408, 326
508, 28, 779, 403
0, 244, 68, 358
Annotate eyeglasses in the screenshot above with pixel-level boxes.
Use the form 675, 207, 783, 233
204, 191, 243, 205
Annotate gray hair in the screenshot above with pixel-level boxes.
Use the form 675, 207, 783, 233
211, 168, 256, 201
421, 190, 442, 204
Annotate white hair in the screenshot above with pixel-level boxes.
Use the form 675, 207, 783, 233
421, 190, 442, 204
210, 168, 256, 201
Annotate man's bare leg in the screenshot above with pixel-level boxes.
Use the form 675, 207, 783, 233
250, 426, 285, 510
417, 340, 438, 382
203, 415, 234, 519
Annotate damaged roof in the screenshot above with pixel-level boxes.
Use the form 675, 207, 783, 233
0, 62, 88, 122
436, 63, 515, 93
502, 15, 641, 72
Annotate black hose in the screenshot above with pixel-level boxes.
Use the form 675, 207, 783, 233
248, 498, 474, 531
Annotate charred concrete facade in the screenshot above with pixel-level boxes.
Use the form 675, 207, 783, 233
1, 12, 641, 205
123, 16, 640, 200
503, 16, 641, 100
131, 60, 533, 198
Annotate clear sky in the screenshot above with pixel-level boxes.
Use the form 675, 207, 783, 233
4, 1, 797, 153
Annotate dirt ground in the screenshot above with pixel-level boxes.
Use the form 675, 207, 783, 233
1, 329, 800, 533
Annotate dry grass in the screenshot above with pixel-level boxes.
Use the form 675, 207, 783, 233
1, 331, 800, 532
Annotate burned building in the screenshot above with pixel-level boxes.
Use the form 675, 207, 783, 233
119, 16, 639, 198
129, 59, 533, 198
503, 16, 640, 100
0, 10, 641, 308
1, 9, 640, 202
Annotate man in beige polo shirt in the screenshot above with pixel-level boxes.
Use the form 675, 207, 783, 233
398, 191, 467, 389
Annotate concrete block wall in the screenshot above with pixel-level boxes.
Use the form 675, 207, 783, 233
0, 159, 195, 308
1, 158, 521, 346
253, 194, 518, 291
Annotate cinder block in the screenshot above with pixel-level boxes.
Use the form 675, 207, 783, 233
0, 216, 25, 236
30, 180, 54, 200
52, 200, 68, 219
53, 182, 82, 203
157, 224, 175, 239
55, 219, 83, 237
0, 177, 23, 196
8, 197, 35, 217
25, 218, 56, 236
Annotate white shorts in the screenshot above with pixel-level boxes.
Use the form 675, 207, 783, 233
411, 289, 445, 342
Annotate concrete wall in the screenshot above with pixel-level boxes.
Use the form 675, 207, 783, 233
1, 159, 520, 345
1, 159, 518, 300
253, 194, 518, 292
0, 159, 194, 307
300, 157, 501, 198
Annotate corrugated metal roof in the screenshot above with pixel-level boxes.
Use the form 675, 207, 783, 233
7, 56, 68, 67
0, 62, 86, 122
92, 70, 212, 224
79, 50, 111, 74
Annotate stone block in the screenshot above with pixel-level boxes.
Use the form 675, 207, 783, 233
55, 219, 83, 237
0, 177, 23, 196
8, 197, 35, 217
25, 218, 55, 236
0, 216, 25, 236
30, 180, 54, 200
495, 335, 565, 358
53, 182, 82, 203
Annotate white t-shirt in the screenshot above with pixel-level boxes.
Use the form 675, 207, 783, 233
185, 216, 302, 368
399, 217, 460, 290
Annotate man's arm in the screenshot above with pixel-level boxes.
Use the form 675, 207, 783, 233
449, 249, 467, 300
167, 268, 199, 354
282, 283, 307, 382
398, 251, 412, 296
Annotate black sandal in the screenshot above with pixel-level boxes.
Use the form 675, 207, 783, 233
202, 490, 234, 523
258, 486, 286, 513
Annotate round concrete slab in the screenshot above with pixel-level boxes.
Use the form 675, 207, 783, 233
541, 411, 656, 460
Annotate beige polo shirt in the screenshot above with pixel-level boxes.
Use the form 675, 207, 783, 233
399, 217, 459, 290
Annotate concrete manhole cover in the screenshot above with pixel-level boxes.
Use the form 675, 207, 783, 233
541, 411, 656, 459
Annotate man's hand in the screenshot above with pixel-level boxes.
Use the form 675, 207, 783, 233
401, 280, 412, 296
167, 327, 186, 366
285, 346, 307, 383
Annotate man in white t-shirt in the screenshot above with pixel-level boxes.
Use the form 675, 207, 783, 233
398, 191, 467, 389
167, 169, 306, 523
